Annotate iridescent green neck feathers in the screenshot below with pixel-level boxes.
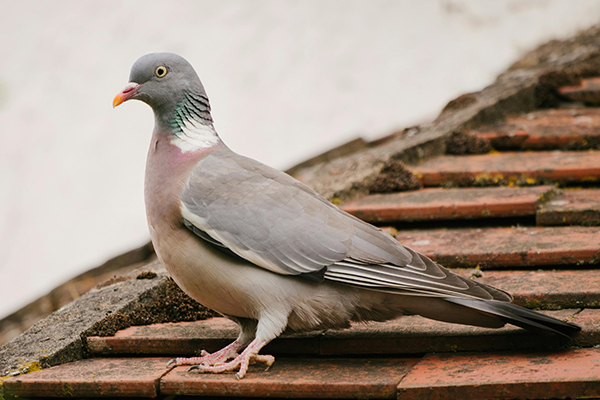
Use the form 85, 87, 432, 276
168, 91, 220, 153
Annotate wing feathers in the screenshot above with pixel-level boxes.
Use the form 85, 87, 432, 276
181, 149, 512, 303
325, 261, 506, 300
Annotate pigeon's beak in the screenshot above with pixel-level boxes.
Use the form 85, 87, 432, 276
113, 82, 141, 108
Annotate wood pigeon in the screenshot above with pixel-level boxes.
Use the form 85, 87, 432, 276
113, 53, 580, 379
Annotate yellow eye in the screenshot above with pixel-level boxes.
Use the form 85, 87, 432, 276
155, 66, 168, 78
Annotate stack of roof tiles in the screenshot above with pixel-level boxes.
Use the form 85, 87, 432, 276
5, 45, 600, 398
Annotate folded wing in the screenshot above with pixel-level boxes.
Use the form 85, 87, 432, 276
181, 149, 511, 302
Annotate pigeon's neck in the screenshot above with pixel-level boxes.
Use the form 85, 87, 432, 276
162, 91, 222, 153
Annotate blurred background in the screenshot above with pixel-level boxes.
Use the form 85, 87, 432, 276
1, 0, 600, 321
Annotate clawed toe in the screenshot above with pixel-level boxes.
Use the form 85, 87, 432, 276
254, 354, 275, 368
188, 352, 274, 379
165, 342, 244, 371
167, 338, 273, 378
164, 356, 204, 369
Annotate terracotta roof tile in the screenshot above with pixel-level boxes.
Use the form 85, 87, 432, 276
395, 226, 600, 268
87, 318, 320, 357
458, 269, 600, 309
537, 188, 600, 226
413, 150, 600, 186
474, 107, 600, 150
161, 357, 418, 398
86, 308, 586, 358
397, 348, 600, 400
2, 357, 169, 398
559, 78, 600, 104
341, 186, 555, 223
570, 308, 600, 347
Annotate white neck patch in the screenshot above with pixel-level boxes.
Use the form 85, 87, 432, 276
170, 118, 220, 153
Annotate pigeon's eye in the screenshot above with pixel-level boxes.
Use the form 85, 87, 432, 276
155, 66, 168, 78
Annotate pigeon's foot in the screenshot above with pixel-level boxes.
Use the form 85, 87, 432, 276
188, 338, 273, 379
166, 339, 243, 369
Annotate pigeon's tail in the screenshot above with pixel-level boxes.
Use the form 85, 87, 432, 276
394, 295, 581, 338
443, 297, 581, 338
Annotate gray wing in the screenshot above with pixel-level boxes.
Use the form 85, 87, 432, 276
181, 149, 510, 301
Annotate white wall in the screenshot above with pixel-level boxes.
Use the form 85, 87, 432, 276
2, 0, 600, 320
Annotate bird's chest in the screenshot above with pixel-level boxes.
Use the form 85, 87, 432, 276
152, 224, 273, 319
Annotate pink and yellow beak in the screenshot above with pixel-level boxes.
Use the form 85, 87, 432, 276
113, 82, 141, 108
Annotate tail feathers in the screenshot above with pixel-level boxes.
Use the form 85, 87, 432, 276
445, 297, 581, 338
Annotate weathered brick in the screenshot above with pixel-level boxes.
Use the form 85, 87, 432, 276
87, 318, 319, 356
395, 226, 600, 268
458, 269, 600, 309
2, 357, 169, 398
413, 150, 600, 186
537, 189, 600, 226
341, 186, 555, 223
559, 78, 600, 104
161, 357, 418, 398
570, 309, 600, 347
474, 107, 600, 150
397, 348, 600, 400
87, 307, 590, 358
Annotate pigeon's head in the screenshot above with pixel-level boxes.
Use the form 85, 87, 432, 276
113, 53, 210, 119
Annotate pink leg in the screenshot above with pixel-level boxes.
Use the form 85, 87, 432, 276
166, 339, 245, 369
189, 338, 274, 379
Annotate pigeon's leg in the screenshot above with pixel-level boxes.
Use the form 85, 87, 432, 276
189, 312, 286, 379
166, 317, 256, 369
